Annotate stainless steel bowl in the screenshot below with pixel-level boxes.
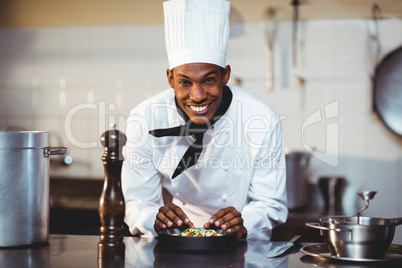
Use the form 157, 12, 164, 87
306, 216, 402, 259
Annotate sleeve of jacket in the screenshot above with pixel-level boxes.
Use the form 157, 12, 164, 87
241, 114, 288, 241
121, 108, 163, 238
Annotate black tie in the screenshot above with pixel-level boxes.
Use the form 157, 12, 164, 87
149, 86, 233, 179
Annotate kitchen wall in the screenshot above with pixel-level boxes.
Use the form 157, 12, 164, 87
1, 18, 402, 241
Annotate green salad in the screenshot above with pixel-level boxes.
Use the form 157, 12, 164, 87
172, 228, 223, 237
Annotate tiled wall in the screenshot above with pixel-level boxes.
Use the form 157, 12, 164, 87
1, 20, 402, 241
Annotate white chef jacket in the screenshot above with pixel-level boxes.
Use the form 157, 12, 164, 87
122, 85, 288, 241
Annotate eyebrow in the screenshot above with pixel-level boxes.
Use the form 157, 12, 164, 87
176, 71, 217, 79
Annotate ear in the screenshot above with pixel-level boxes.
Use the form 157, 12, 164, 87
223, 65, 231, 85
166, 69, 174, 88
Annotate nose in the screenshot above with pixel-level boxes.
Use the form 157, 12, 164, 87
189, 84, 207, 103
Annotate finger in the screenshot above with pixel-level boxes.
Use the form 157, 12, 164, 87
187, 220, 195, 229
209, 207, 236, 226
154, 217, 168, 232
214, 209, 242, 228
156, 210, 174, 228
203, 220, 219, 229
203, 221, 212, 229
227, 225, 247, 240
160, 202, 193, 227
220, 215, 243, 231
171, 206, 194, 228
164, 203, 191, 226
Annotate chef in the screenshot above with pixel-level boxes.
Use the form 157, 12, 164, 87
122, 0, 288, 241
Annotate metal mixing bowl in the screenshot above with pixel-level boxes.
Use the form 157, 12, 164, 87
306, 216, 402, 260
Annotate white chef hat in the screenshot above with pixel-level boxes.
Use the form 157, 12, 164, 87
163, 0, 231, 69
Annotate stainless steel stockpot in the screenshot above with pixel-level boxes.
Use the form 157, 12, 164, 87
0, 131, 68, 247
306, 216, 402, 260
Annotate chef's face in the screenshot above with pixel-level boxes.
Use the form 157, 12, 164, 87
167, 63, 231, 125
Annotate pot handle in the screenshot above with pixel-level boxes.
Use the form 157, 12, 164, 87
44, 147, 69, 157
390, 218, 402, 226
305, 223, 344, 232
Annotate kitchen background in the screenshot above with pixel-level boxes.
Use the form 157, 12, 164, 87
1, 0, 402, 242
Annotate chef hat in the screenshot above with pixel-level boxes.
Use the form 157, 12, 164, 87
163, 0, 231, 69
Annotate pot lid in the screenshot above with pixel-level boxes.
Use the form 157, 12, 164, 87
0, 130, 49, 149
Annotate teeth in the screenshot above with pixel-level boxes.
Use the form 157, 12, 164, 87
190, 105, 208, 112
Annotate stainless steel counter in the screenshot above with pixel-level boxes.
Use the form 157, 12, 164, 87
1, 234, 401, 268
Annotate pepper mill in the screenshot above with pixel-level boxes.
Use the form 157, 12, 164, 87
98, 124, 127, 260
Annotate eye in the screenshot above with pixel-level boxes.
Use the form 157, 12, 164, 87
179, 80, 192, 86
205, 77, 215, 84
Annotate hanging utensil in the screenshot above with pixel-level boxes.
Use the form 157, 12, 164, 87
298, 20, 307, 72
366, 4, 381, 114
298, 76, 306, 110
264, 7, 277, 92
296, 20, 307, 109
373, 45, 402, 136
366, 3, 382, 77
278, 21, 292, 89
291, 0, 301, 68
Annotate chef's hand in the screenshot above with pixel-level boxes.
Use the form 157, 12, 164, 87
203, 207, 247, 240
154, 202, 195, 232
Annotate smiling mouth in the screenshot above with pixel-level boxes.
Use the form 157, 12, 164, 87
188, 103, 211, 113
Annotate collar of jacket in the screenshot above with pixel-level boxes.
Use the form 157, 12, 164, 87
149, 86, 233, 138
